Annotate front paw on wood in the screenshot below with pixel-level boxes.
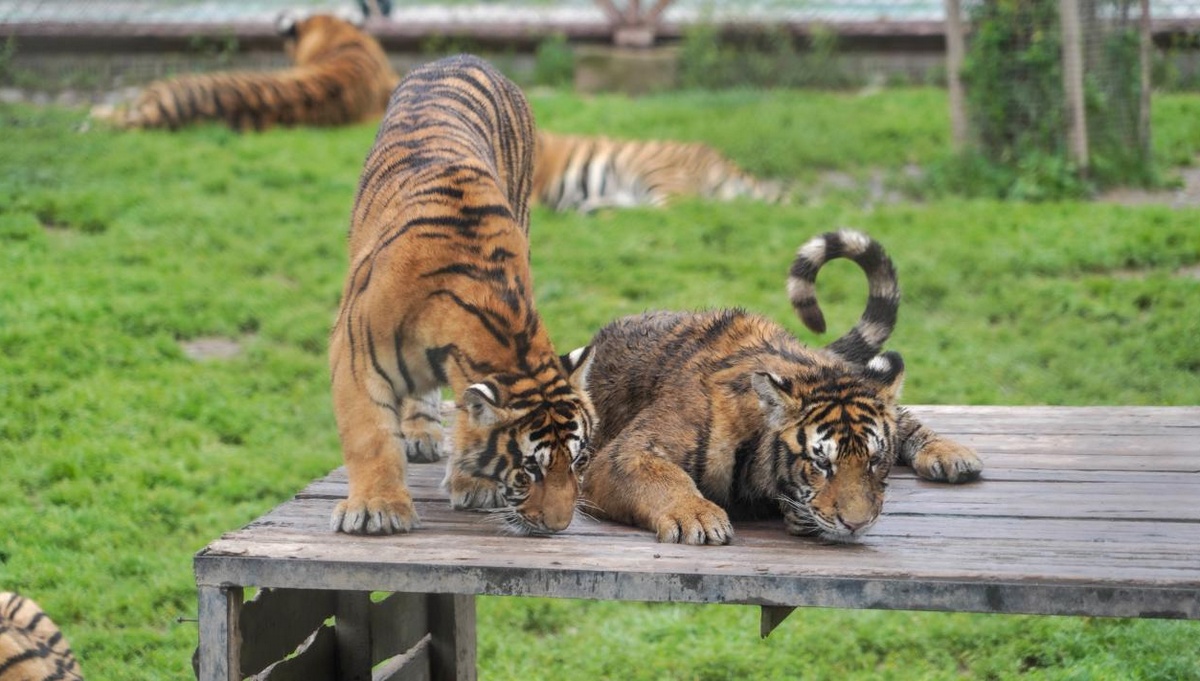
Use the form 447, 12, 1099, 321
653, 497, 733, 545
331, 493, 420, 534
913, 439, 984, 483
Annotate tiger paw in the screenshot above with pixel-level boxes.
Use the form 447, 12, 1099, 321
446, 472, 506, 509
331, 493, 419, 535
653, 497, 733, 545
912, 439, 983, 483
402, 423, 444, 463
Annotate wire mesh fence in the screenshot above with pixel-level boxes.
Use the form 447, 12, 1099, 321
945, 0, 1162, 191
1, 2, 1199, 107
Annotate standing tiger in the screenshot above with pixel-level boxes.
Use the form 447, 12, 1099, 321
581, 229, 983, 545
329, 55, 595, 536
532, 130, 789, 213
97, 11, 398, 131
0, 592, 84, 681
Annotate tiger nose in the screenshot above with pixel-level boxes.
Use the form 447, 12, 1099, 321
542, 507, 573, 532
838, 514, 869, 533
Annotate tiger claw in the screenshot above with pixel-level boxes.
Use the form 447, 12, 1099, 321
913, 440, 983, 483
653, 497, 733, 545
404, 435, 442, 463
331, 495, 419, 534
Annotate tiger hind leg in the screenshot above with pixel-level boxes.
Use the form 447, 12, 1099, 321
330, 353, 420, 534
896, 407, 983, 483
400, 389, 444, 463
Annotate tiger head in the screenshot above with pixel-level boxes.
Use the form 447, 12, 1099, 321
448, 347, 595, 535
276, 10, 366, 65
751, 352, 905, 541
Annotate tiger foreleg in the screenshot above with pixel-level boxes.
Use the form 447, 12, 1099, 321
896, 407, 983, 483
400, 389, 445, 462
330, 358, 420, 534
444, 465, 507, 510
584, 434, 733, 546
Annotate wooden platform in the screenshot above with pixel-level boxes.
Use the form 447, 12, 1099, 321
194, 406, 1200, 681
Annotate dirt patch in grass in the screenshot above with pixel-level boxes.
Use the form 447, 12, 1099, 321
1097, 164, 1200, 208
180, 337, 243, 361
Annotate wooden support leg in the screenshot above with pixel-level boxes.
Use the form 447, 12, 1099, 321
196, 585, 243, 681
427, 594, 477, 681
336, 591, 375, 681
760, 605, 797, 638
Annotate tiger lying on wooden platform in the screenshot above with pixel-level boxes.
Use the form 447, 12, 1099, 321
533, 130, 789, 212
328, 55, 595, 537
94, 11, 398, 131
580, 229, 983, 545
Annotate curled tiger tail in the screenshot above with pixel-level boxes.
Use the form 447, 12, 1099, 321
786, 228, 900, 365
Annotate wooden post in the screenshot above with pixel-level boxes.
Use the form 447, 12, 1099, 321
1138, 0, 1152, 160
427, 594, 477, 681
943, 0, 969, 150
196, 586, 243, 681
336, 591, 375, 681
760, 605, 797, 638
1060, 0, 1090, 171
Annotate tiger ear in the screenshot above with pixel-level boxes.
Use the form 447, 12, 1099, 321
461, 383, 501, 427
333, 7, 367, 26
864, 351, 905, 401
560, 345, 594, 391
751, 372, 798, 427
276, 9, 310, 37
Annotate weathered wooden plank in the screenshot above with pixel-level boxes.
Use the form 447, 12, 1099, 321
198, 552, 1200, 619
905, 405, 1200, 434
199, 515, 1200, 582
373, 635, 431, 681
254, 624, 336, 681
197, 585, 242, 681
240, 588, 335, 677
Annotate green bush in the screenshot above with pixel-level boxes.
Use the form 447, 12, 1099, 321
678, 23, 854, 90
956, 0, 1158, 198
533, 33, 574, 88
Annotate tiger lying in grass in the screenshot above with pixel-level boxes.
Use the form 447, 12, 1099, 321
94, 11, 398, 131
581, 229, 982, 545
533, 130, 789, 212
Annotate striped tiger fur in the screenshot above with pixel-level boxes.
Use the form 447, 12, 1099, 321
533, 130, 789, 213
329, 55, 596, 536
101, 11, 398, 131
581, 229, 982, 545
0, 592, 83, 681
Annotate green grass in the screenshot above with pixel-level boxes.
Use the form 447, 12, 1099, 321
1, 88, 1198, 680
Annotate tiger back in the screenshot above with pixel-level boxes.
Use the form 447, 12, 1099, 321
581, 230, 982, 545
329, 55, 595, 536
0, 592, 84, 681
107, 12, 398, 131
533, 130, 788, 213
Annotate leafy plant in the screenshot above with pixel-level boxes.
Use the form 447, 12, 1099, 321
533, 33, 574, 88
956, 0, 1158, 198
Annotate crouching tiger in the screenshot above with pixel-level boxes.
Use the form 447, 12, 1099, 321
581, 229, 983, 545
0, 592, 84, 681
329, 55, 595, 536
533, 131, 789, 213
95, 11, 398, 131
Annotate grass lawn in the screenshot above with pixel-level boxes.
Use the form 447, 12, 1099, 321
1, 86, 1198, 680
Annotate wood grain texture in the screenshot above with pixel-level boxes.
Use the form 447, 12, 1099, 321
196, 407, 1200, 620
